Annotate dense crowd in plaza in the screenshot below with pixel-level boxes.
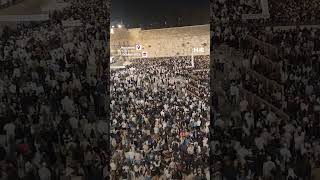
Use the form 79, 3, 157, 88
0, 0, 110, 179
268, 0, 320, 24
211, 0, 320, 180
110, 56, 210, 179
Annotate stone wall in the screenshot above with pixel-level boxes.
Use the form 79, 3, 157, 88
110, 24, 210, 58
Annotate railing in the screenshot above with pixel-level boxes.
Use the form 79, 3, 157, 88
240, 87, 289, 121
247, 35, 279, 60
246, 68, 283, 93
179, 74, 209, 104
256, 52, 282, 76
193, 68, 209, 72
0, 14, 50, 21
245, 36, 285, 84
221, 43, 289, 121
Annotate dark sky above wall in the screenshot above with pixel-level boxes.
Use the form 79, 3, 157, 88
111, 0, 209, 28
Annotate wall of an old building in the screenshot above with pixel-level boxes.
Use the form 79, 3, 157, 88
110, 24, 210, 58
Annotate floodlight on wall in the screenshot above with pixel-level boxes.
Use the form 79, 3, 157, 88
112, 25, 115, 28
118, 24, 122, 28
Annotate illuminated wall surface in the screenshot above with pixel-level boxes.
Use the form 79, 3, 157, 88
110, 24, 210, 58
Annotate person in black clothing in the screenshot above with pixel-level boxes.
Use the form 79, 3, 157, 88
222, 158, 237, 180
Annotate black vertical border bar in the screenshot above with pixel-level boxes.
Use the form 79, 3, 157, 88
106, 0, 111, 172
209, 0, 214, 178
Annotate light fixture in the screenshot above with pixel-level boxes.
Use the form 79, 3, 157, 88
110, 28, 114, 34
118, 24, 122, 28
112, 25, 115, 28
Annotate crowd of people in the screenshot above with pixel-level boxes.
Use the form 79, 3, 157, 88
249, 28, 320, 120
211, 0, 320, 179
253, 28, 320, 63
110, 56, 210, 179
210, 0, 258, 51
194, 55, 210, 69
0, 0, 16, 9
268, 0, 320, 24
0, 0, 110, 179
211, 46, 320, 180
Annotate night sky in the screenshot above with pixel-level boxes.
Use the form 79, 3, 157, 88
111, 0, 209, 28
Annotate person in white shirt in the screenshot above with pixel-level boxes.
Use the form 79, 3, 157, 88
187, 144, 195, 155
287, 168, 297, 180
69, 116, 79, 130
12, 67, 21, 78
61, 96, 75, 115
96, 120, 108, 135
255, 135, 265, 150
230, 83, 239, 105
239, 98, 248, 112
280, 144, 292, 163
266, 111, 276, 125
38, 163, 51, 180
263, 156, 276, 179
110, 160, 117, 178
4, 122, 15, 143
196, 119, 201, 129
9, 83, 16, 94
294, 130, 305, 151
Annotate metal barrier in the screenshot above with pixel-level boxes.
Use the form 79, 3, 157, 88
240, 87, 290, 121
257, 53, 282, 79
0, 14, 49, 21
246, 68, 283, 93
245, 36, 283, 83
247, 35, 279, 60
222, 44, 289, 121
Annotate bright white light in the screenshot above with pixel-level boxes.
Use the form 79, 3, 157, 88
112, 25, 115, 28
110, 28, 114, 34
118, 24, 122, 28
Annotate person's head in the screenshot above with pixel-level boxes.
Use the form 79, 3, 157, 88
42, 162, 47, 167
267, 156, 272, 161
